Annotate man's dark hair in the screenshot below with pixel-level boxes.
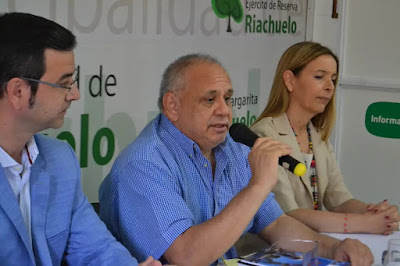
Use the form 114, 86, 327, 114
0, 12, 76, 99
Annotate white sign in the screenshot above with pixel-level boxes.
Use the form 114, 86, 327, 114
1, 0, 308, 201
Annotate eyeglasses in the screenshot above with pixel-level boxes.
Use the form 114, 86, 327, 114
20, 71, 79, 92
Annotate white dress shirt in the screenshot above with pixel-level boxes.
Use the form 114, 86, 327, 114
0, 137, 38, 247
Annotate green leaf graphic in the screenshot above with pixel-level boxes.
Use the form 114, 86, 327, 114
211, 0, 243, 32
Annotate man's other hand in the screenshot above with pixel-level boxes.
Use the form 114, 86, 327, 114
332, 238, 374, 266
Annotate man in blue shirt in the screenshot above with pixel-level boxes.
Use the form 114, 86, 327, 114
0, 12, 160, 266
99, 54, 373, 265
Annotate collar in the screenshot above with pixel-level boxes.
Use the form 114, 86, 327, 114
271, 113, 293, 135
0, 136, 39, 168
272, 113, 319, 141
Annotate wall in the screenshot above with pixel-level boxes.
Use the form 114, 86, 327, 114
2, 0, 398, 207
313, 0, 400, 206
0, 0, 309, 202
337, 0, 400, 206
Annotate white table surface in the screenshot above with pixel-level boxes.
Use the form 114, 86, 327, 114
324, 231, 400, 265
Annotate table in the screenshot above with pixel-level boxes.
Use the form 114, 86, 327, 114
220, 232, 400, 265
324, 231, 400, 265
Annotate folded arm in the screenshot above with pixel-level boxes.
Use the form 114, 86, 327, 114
287, 206, 394, 234
164, 183, 274, 265
258, 215, 374, 265
164, 137, 292, 265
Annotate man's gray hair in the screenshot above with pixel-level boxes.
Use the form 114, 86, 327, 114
157, 53, 226, 111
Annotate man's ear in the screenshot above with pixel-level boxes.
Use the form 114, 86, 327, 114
5, 78, 30, 109
283, 70, 295, 93
162, 91, 179, 122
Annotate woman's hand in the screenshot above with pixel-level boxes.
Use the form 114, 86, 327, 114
363, 201, 400, 234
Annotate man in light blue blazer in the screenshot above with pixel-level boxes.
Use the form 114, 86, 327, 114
0, 12, 160, 266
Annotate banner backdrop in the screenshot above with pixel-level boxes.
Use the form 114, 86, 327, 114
2, 0, 308, 202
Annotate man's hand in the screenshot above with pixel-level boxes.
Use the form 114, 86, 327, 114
332, 238, 374, 266
139, 256, 162, 266
248, 137, 291, 193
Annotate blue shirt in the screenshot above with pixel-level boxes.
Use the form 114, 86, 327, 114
99, 114, 283, 264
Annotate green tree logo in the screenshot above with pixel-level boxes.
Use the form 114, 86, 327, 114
211, 0, 244, 32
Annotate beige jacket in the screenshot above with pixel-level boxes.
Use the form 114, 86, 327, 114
250, 113, 353, 213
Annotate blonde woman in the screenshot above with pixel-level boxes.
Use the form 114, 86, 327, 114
251, 41, 399, 234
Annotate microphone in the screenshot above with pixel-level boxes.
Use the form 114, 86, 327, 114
229, 123, 307, 176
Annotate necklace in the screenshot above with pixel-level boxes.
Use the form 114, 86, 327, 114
292, 124, 319, 210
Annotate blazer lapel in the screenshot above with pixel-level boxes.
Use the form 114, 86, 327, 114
30, 155, 51, 263
272, 114, 313, 197
0, 168, 35, 263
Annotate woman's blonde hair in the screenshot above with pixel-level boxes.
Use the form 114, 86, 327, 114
255, 41, 339, 141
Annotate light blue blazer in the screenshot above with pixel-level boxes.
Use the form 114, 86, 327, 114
0, 134, 137, 266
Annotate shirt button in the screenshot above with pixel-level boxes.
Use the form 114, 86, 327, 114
204, 163, 207, 167
14, 166, 22, 172
189, 154, 192, 158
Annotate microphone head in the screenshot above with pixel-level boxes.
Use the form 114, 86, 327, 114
229, 123, 259, 147
230, 123, 307, 177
